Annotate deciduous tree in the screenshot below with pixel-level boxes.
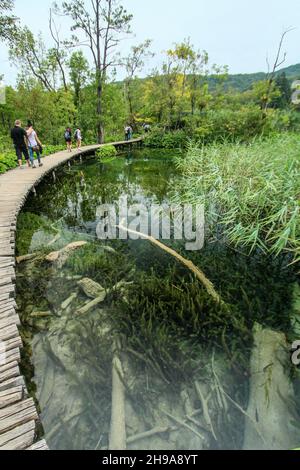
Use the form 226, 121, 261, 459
56, 0, 133, 143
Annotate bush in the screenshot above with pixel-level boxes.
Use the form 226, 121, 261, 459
45, 145, 66, 155
144, 129, 188, 149
96, 145, 117, 160
0, 152, 17, 174
144, 107, 295, 148
0, 143, 66, 174
193, 107, 266, 143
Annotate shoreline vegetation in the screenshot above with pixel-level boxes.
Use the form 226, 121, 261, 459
173, 133, 300, 265
1, 0, 300, 451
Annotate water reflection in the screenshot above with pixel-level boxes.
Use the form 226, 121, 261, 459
16, 149, 300, 450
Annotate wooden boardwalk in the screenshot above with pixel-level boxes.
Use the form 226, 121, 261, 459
0, 138, 143, 450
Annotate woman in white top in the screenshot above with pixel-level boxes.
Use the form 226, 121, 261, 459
26, 121, 43, 169
75, 128, 82, 150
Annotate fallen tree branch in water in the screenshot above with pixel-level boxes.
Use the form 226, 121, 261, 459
47, 233, 61, 247
116, 224, 224, 305
211, 350, 266, 447
16, 253, 41, 264
194, 380, 217, 441
127, 407, 209, 446
46, 241, 88, 268
76, 296, 106, 315
161, 409, 206, 442
109, 339, 127, 450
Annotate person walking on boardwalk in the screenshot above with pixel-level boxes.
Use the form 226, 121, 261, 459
26, 121, 43, 169
124, 125, 133, 141
65, 127, 72, 152
124, 125, 129, 141
74, 127, 82, 150
10, 120, 30, 169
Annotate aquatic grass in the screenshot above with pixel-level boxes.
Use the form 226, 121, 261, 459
174, 134, 300, 264
112, 266, 249, 385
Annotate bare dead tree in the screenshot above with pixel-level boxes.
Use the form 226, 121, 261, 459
262, 28, 294, 115
49, 9, 68, 92
123, 40, 154, 126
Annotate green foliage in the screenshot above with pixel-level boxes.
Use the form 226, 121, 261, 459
0, 0, 17, 41
1, 1, 298, 152
96, 145, 117, 160
0, 142, 65, 174
69, 51, 90, 107
175, 134, 300, 263
194, 107, 267, 142
144, 129, 188, 148
144, 106, 295, 147
272, 72, 292, 109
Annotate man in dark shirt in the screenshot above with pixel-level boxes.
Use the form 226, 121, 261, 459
10, 120, 30, 168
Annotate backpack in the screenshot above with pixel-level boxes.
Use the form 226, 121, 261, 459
65, 130, 70, 139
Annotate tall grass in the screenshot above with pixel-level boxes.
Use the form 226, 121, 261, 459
174, 133, 300, 264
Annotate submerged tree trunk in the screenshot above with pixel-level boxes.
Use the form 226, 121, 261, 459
243, 323, 299, 450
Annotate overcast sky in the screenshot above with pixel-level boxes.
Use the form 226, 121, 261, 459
1, 0, 300, 85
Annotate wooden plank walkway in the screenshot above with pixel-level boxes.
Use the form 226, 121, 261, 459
0, 138, 143, 450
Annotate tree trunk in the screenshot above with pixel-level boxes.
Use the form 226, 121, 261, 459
191, 96, 196, 115
96, 79, 104, 144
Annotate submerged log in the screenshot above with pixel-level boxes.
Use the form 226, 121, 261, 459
194, 380, 217, 441
61, 293, 77, 311
76, 280, 132, 315
109, 341, 126, 450
30, 311, 52, 318
16, 253, 39, 264
47, 233, 61, 247
76, 296, 106, 315
243, 323, 299, 450
45, 241, 88, 268
117, 224, 224, 306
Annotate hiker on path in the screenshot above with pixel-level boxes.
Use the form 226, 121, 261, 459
74, 127, 82, 150
10, 120, 30, 169
143, 123, 151, 133
124, 125, 129, 141
26, 121, 43, 168
124, 125, 133, 141
65, 127, 72, 152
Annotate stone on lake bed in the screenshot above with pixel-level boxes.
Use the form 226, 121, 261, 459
77, 278, 106, 299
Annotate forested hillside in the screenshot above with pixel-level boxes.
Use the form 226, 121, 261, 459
216, 63, 300, 91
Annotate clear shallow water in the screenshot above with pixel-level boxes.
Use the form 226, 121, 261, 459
16, 148, 300, 450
